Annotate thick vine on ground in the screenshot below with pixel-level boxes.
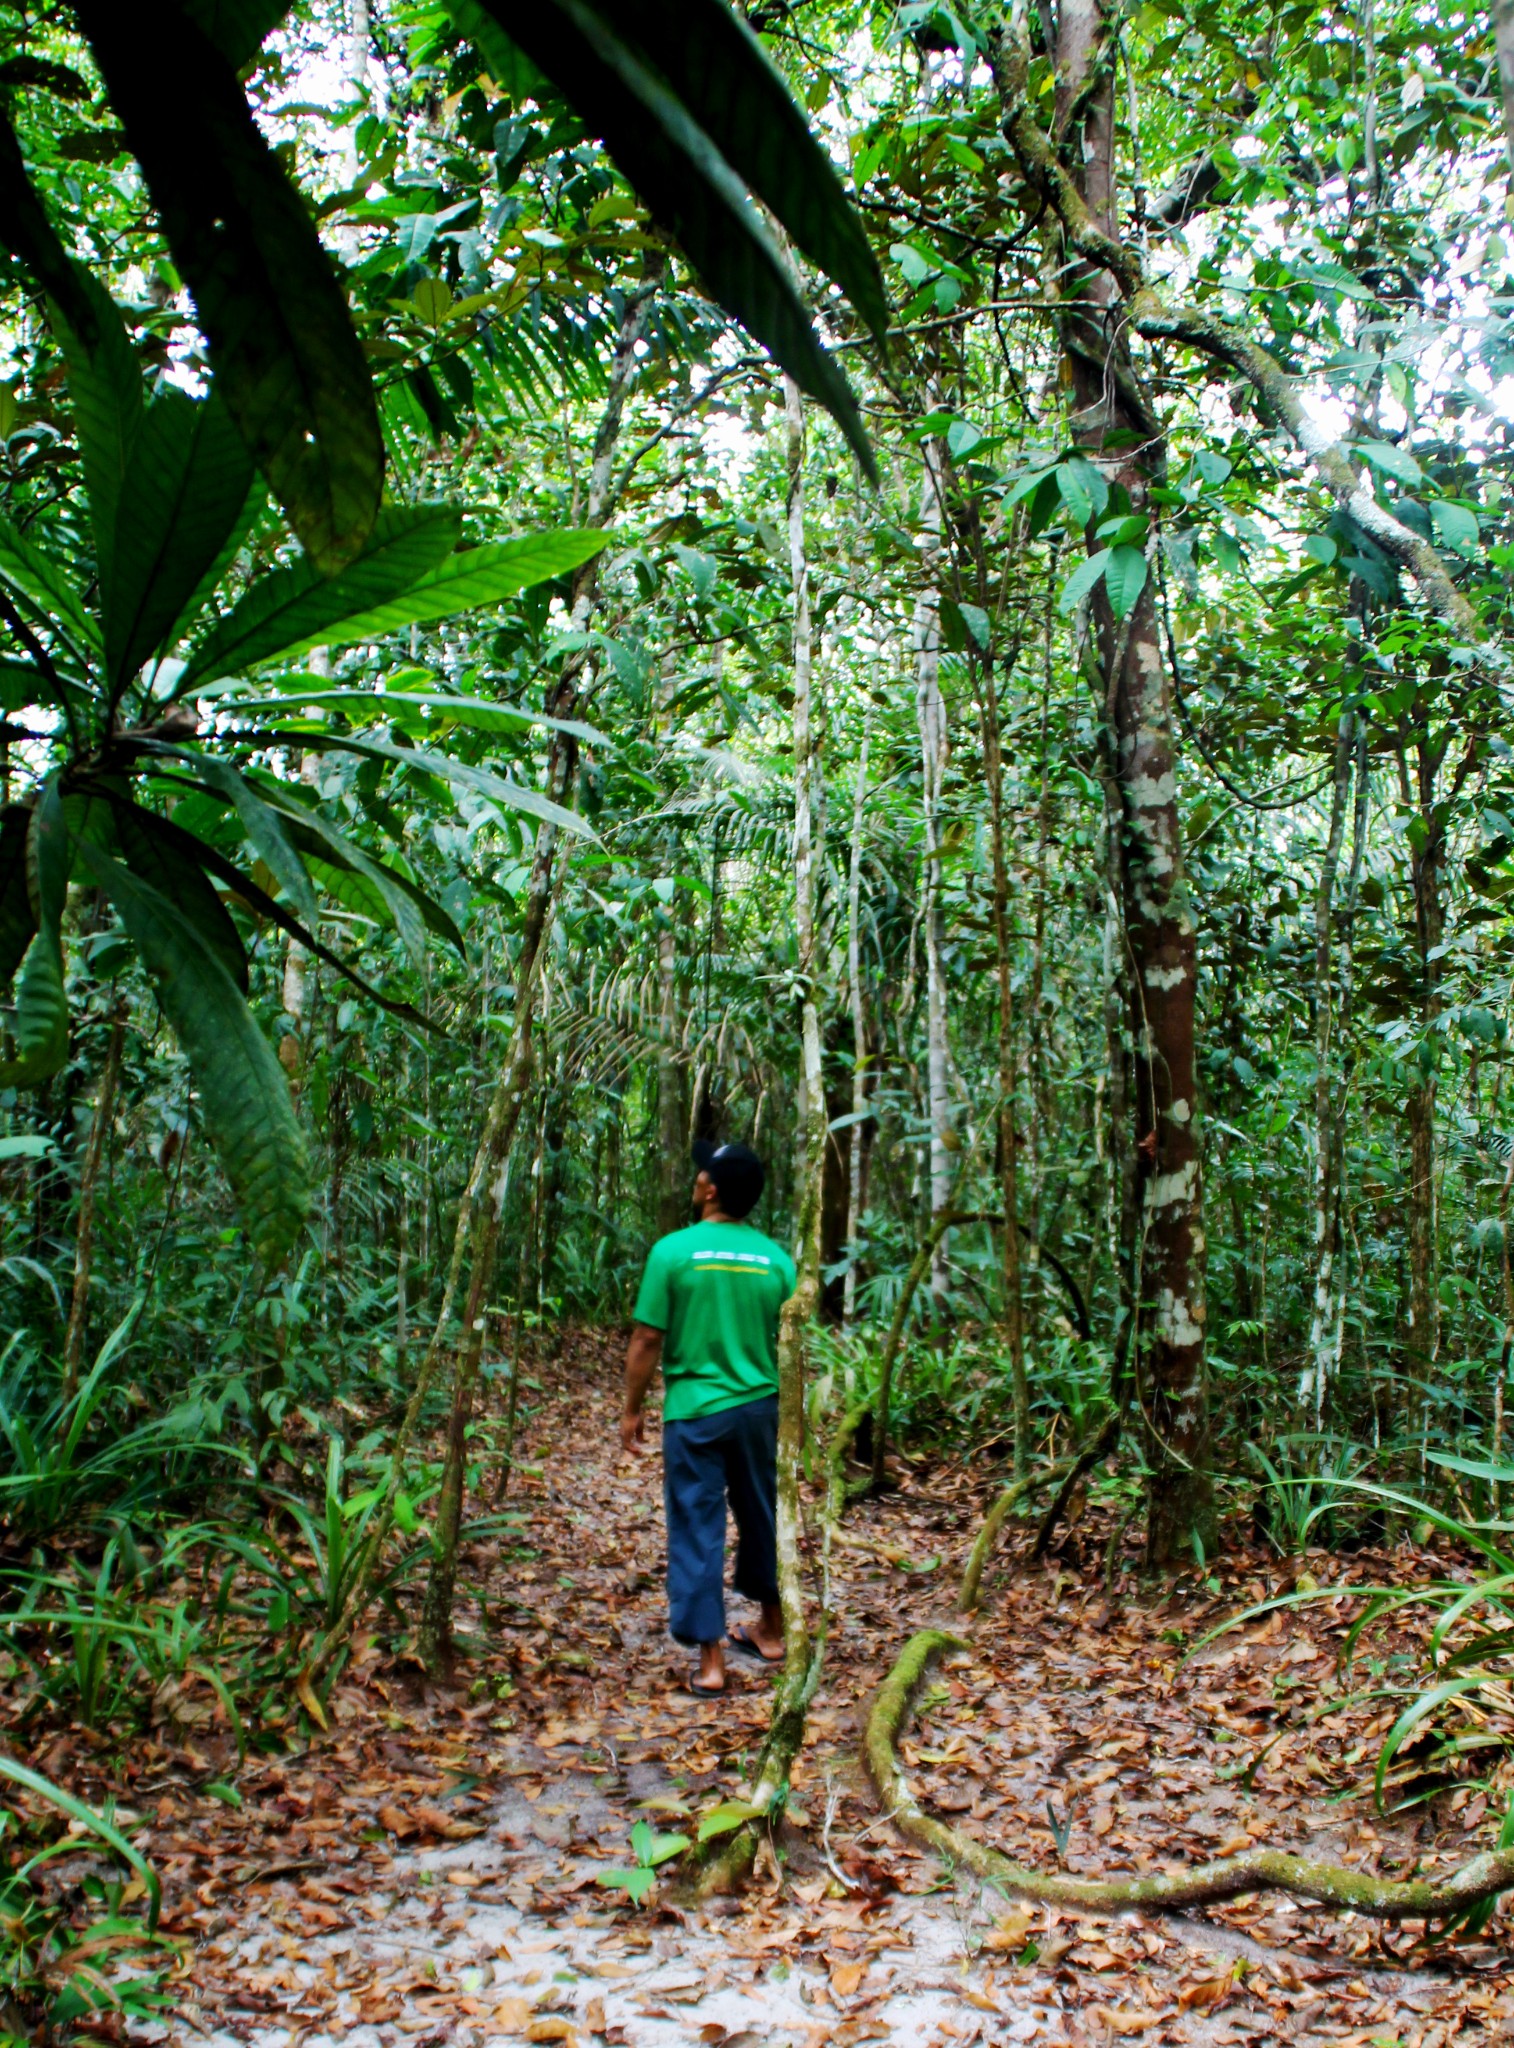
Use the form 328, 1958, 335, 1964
865, 1629, 1514, 1922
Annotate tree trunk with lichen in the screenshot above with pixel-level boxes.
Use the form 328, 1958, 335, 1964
914, 455, 954, 1302
1305, 708, 1365, 1423
1402, 740, 1445, 1389
777, 366, 824, 1692
693, 371, 826, 1893
1022, 0, 1212, 1564
977, 645, 1030, 1475
655, 858, 686, 1239
61, 1001, 125, 1402
842, 715, 872, 1325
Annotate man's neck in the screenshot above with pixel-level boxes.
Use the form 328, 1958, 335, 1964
699, 1204, 737, 1225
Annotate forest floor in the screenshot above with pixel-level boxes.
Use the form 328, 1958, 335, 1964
46, 1329, 1514, 2047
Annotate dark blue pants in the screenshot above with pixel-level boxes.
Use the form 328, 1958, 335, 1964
662, 1395, 779, 1646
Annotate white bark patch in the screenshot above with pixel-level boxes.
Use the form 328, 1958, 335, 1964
1169, 1097, 1191, 1123
1127, 769, 1178, 809
1147, 1161, 1198, 1211
1144, 963, 1186, 991
1155, 1287, 1204, 1348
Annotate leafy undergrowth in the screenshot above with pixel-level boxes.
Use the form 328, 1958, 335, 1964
7, 1329, 1514, 2046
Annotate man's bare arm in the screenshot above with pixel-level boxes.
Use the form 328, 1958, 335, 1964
622, 1323, 663, 1454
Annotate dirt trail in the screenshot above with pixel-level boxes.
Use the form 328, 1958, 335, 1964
143, 1335, 1514, 2047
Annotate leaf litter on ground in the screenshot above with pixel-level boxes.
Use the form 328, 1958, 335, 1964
8, 1328, 1514, 2046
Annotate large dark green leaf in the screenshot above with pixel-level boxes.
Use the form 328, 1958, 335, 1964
262, 729, 592, 837
106, 390, 255, 694
136, 755, 462, 967
74, 839, 309, 1271
0, 108, 99, 341
581, 0, 887, 343
464, 0, 876, 475
179, 0, 295, 68
186, 844, 442, 1021
173, 472, 267, 647
109, 800, 249, 994
0, 803, 35, 988
54, 267, 144, 593
72, 0, 383, 573
261, 530, 611, 654
0, 782, 71, 1086
177, 504, 462, 692
244, 785, 431, 960
218, 685, 606, 746
0, 516, 100, 665
178, 522, 604, 690
174, 754, 318, 922
0, 662, 51, 714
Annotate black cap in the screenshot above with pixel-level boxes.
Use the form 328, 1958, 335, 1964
692, 1140, 765, 1218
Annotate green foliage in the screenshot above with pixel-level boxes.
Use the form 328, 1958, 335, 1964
594, 1815, 689, 1904
0, 1762, 175, 2039
1248, 1436, 1365, 1556
71, 0, 382, 572
0, 0, 1511, 2026
0, 1312, 226, 1537
488, 0, 881, 475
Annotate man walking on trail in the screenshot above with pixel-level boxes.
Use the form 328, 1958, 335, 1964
621, 1141, 797, 1696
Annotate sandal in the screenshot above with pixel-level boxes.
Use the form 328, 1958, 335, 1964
727, 1623, 782, 1665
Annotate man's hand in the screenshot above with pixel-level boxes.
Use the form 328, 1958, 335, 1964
622, 1322, 662, 1458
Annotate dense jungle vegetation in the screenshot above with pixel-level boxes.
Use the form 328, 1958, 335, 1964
3, 0, 1514, 2036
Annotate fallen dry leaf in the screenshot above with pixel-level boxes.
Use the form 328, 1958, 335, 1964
1095, 2006, 1159, 2035
1178, 1976, 1233, 2011
830, 1960, 867, 1997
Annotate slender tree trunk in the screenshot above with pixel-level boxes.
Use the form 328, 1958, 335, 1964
977, 650, 1030, 1474
395, 1146, 410, 1365
1017, 0, 1213, 1564
1497, 0, 1514, 179
740, 370, 827, 1842
655, 855, 686, 1238
1327, 724, 1370, 1390
843, 712, 872, 1325
61, 1002, 125, 1401
1095, 697, 1139, 1388
1027, 633, 1054, 1244
1495, 1146, 1514, 1517
1401, 739, 1446, 1385
913, 454, 953, 1300
1304, 709, 1357, 1425
335, 269, 661, 1677
279, 727, 324, 1084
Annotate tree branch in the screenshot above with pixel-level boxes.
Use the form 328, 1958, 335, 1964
988, 28, 1498, 671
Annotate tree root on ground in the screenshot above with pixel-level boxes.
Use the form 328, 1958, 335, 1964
865, 1629, 1514, 1921
1029, 1410, 1122, 1563
681, 1633, 827, 1899
827, 1399, 875, 1527
958, 1456, 1077, 1611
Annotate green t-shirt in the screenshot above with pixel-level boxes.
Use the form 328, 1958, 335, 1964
632, 1219, 797, 1423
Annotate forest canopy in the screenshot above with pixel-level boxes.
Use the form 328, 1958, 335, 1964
3, 0, 1514, 2038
